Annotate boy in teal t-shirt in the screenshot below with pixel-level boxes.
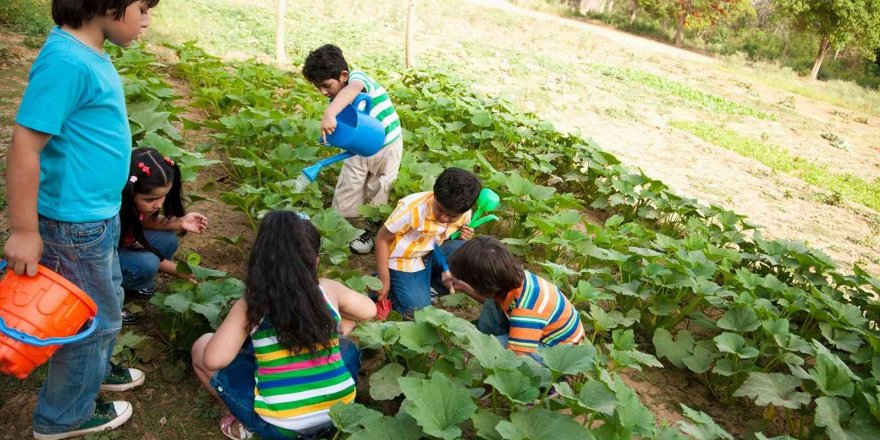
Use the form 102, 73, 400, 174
302, 44, 403, 255
6, 1, 159, 438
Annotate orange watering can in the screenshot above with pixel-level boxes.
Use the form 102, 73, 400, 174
0, 260, 98, 379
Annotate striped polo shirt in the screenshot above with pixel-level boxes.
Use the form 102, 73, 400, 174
384, 192, 471, 272
348, 70, 401, 147
499, 271, 585, 354
252, 289, 356, 431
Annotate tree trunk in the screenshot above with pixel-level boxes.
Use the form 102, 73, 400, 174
673, 12, 687, 46
603, 0, 614, 14
809, 34, 830, 80
405, 0, 416, 69
275, 0, 287, 64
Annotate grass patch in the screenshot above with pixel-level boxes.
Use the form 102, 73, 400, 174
671, 120, 880, 212
721, 57, 880, 117
596, 64, 776, 120
0, 0, 53, 46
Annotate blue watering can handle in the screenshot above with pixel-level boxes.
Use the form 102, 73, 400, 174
353, 93, 373, 114
0, 259, 99, 346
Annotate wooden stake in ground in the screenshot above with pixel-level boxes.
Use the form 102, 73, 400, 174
405, 0, 416, 69
275, 0, 287, 64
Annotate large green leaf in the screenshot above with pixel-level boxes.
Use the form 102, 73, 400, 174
397, 322, 441, 353
653, 329, 695, 368
732, 373, 811, 409
349, 412, 424, 440
485, 368, 540, 405
399, 373, 477, 440
714, 332, 759, 359
578, 379, 619, 415
472, 409, 504, 440
329, 402, 383, 434
352, 321, 400, 349
677, 404, 734, 440
717, 306, 761, 332
369, 363, 405, 401
682, 340, 720, 374
495, 407, 594, 440
814, 397, 852, 440
467, 332, 523, 371
810, 350, 855, 398
538, 343, 598, 376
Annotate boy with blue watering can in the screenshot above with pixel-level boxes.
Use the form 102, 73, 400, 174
4, 1, 159, 438
303, 44, 404, 255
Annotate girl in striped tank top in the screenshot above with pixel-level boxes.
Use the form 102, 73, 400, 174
191, 211, 377, 439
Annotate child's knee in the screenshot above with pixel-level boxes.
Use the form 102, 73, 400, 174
191, 333, 214, 367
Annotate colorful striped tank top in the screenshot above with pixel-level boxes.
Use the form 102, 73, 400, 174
251, 288, 356, 431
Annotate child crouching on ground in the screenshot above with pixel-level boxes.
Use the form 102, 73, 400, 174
448, 236, 585, 361
374, 167, 481, 319
191, 211, 376, 439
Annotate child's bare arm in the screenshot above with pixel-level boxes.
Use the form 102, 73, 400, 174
203, 299, 250, 370
322, 278, 377, 322
321, 82, 366, 141
4, 124, 50, 276
374, 226, 395, 301
142, 212, 208, 233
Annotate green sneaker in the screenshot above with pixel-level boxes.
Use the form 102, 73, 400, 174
100, 362, 145, 392
33, 400, 132, 440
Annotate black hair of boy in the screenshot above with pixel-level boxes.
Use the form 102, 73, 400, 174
52, 0, 160, 27
302, 44, 349, 84
434, 167, 481, 214
448, 236, 524, 298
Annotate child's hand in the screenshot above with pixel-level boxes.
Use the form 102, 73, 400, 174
442, 271, 456, 294
181, 212, 208, 233
459, 226, 474, 240
320, 112, 337, 143
376, 277, 391, 301
4, 231, 43, 277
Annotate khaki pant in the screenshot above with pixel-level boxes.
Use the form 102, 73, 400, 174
332, 138, 403, 218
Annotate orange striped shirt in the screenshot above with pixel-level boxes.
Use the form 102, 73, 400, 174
384, 192, 471, 272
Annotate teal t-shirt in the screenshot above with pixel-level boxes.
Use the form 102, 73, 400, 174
16, 27, 131, 223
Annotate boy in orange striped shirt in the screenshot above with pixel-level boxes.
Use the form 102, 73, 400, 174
448, 236, 585, 361
374, 168, 481, 318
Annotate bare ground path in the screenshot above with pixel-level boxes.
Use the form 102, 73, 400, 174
457, 0, 880, 274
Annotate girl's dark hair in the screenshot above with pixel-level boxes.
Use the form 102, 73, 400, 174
120, 148, 184, 257
53, 0, 160, 28
434, 167, 482, 214
245, 211, 335, 354
302, 44, 349, 84
448, 236, 524, 298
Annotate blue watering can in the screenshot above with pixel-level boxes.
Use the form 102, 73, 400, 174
296, 94, 385, 187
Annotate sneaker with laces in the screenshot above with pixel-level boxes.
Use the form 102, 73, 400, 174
33, 399, 132, 440
350, 229, 376, 255
124, 287, 155, 299
121, 310, 139, 325
100, 362, 145, 392
430, 287, 441, 305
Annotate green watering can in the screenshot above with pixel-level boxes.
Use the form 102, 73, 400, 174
451, 188, 500, 240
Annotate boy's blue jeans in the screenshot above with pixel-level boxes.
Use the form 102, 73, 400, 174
389, 240, 464, 318
33, 215, 123, 434
118, 230, 179, 290
476, 298, 545, 364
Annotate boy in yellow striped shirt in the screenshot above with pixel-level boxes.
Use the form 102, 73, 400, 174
374, 168, 481, 318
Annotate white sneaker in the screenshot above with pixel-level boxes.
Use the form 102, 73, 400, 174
430, 287, 441, 305
350, 229, 376, 255
33, 400, 132, 440
100, 363, 145, 392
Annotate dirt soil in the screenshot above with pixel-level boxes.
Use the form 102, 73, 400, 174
453, 0, 880, 275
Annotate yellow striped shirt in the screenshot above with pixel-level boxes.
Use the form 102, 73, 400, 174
384, 192, 471, 272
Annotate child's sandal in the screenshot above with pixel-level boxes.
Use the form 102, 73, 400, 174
220, 413, 253, 439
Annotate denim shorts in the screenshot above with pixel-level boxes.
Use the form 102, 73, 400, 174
210, 338, 360, 440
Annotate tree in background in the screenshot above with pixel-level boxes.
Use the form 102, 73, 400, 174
668, 0, 749, 46
774, 0, 880, 80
